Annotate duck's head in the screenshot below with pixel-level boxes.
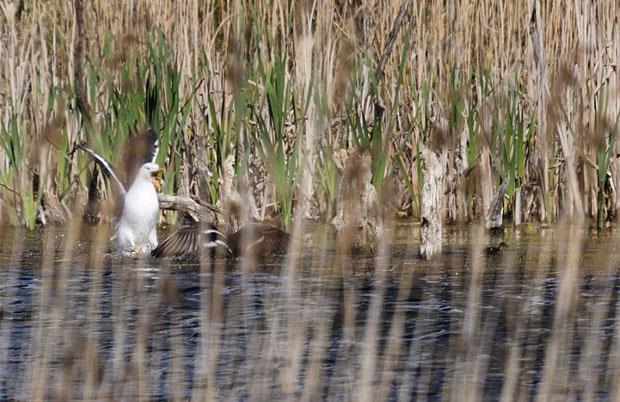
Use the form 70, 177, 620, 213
139, 163, 164, 192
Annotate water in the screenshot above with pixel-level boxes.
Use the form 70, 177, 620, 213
0, 224, 618, 400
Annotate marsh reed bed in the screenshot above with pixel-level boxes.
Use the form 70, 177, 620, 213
0, 0, 618, 227
0, 0, 619, 400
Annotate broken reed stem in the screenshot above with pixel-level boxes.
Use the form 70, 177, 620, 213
419, 145, 445, 259
536, 220, 584, 401
72, 0, 88, 119
157, 193, 219, 222
356, 220, 391, 402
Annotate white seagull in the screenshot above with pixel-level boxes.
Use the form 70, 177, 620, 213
79, 128, 163, 256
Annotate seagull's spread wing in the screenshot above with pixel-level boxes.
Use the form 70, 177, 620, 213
78, 145, 127, 196
119, 127, 160, 186
79, 127, 160, 193
145, 127, 159, 163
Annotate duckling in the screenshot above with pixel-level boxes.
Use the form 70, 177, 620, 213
486, 241, 507, 255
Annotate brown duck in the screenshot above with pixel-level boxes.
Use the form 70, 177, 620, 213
486, 241, 507, 255
151, 222, 290, 259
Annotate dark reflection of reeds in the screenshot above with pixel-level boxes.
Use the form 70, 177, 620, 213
0, 220, 618, 400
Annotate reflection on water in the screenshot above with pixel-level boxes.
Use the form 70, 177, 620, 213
0, 224, 618, 400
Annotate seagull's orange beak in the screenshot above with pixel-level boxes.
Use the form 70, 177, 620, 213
151, 168, 164, 192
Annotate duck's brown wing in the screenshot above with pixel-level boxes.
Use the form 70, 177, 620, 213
151, 223, 231, 258
151, 225, 200, 258
229, 224, 290, 257
259, 224, 290, 255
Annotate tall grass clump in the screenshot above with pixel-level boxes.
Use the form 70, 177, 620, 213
252, 56, 298, 227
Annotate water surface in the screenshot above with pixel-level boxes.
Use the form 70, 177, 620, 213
0, 224, 618, 400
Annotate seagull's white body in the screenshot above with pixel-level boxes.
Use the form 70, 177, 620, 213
116, 163, 161, 256
79, 130, 161, 257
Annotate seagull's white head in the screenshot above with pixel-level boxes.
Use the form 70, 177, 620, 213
137, 162, 164, 192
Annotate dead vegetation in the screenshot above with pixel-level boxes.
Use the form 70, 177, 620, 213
0, 1, 617, 232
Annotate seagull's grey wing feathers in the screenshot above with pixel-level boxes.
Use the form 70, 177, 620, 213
145, 127, 159, 164
118, 127, 160, 186
78, 145, 127, 196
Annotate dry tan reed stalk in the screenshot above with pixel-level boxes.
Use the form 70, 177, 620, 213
355, 220, 392, 402
0, 226, 26, 392
280, 220, 305, 398
299, 313, 330, 402
443, 225, 486, 402
25, 226, 57, 400
395, 255, 447, 401
105, 260, 137, 398
294, 0, 318, 219
81, 224, 109, 400
513, 227, 555, 400
471, 232, 520, 401
499, 340, 521, 402
278, 0, 336, 387
375, 255, 415, 400
611, 295, 620, 401
535, 220, 584, 401
165, 275, 187, 402
191, 252, 219, 400
577, 238, 618, 402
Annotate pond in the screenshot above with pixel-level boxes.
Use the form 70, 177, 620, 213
0, 222, 618, 400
